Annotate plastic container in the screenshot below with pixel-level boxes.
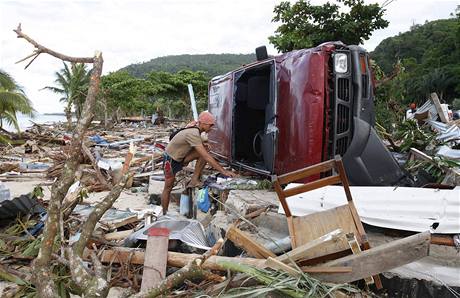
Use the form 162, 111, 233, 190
179, 194, 190, 215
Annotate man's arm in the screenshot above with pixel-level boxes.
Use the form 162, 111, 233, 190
194, 144, 237, 177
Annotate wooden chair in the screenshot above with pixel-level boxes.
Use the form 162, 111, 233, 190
273, 155, 382, 288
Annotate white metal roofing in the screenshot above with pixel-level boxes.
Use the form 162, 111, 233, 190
278, 185, 460, 234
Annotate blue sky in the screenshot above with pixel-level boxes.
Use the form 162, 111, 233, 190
0, 0, 458, 113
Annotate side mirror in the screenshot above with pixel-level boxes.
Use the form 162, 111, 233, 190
255, 46, 268, 61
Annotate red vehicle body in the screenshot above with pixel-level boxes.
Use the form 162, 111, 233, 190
208, 42, 404, 185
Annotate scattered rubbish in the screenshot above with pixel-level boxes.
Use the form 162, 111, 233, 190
0, 194, 45, 220
196, 187, 210, 212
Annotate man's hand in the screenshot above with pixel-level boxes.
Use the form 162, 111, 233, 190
203, 142, 211, 152
222, 170, 238, 178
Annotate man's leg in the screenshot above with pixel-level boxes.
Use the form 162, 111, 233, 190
161, 159, 176, 215
161, 176, 175, 215
182, 149, 206, 187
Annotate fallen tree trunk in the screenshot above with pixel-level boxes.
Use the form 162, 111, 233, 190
83, 248, 267, 270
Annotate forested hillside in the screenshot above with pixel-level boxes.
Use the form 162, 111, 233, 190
120, 53, 255, 78
371, 17, 460, 103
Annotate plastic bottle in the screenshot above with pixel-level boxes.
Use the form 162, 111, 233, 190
179, 194, 190, 215
0, 182, 11, 202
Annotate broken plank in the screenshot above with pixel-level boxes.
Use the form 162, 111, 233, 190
302, 266, 352, 273
226, 225, 276, 259
431, 93, 449, 123
346, 233, 374, 285
309, 231, 431, 284
276, 229, 344, 263
100, 214, 139, 230
103, 229, 134, 241
265, 257, 301, 277
141, 228, 169, 291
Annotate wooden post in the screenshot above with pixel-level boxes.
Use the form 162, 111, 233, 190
141, 228, 170, 292
431, 92, 449, 123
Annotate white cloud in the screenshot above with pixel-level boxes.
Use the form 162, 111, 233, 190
0, 0, 457, 113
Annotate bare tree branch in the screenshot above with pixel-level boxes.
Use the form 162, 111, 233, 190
13, 24, 104, 297
14, 23, 94, 64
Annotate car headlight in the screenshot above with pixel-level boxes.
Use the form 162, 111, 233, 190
334, 53, 348, 73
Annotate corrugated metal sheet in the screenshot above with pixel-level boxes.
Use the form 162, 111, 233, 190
0, 195, 45, 219
125, 218, 210, 250
278, 185, 460, 234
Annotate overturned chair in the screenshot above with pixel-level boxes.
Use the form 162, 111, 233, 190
272, 155, 382, 288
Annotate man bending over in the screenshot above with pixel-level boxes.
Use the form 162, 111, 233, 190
161, 111, 237, 215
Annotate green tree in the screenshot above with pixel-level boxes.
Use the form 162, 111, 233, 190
100, 71, 157, 118
147, 70, 209, 118
269, 0, 389, 52
44, 62, 90, 128
100, 70, 210, 120
0, 69, 35, 132
372, 17, 460, 103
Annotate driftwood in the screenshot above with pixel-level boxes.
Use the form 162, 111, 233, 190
81, 143, 111, 189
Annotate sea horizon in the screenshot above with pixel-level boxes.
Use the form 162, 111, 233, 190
3, 113, 70, 132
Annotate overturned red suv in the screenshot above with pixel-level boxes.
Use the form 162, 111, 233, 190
208, 42, 404, 185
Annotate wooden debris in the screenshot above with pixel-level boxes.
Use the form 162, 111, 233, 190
276, 229, 344, 263
103, 229, 134, 241
346, 233, 374, 285
431, 92, 449, 123
82, 144, 110, 190
226, 225, 276, 259
265, 256, 301, 277
308, 231, 431, 284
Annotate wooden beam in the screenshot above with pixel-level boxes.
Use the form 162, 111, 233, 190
103, 229, 134, 241
283, 175, 341, 198
431, 92, 449, 123
276, 229, 344, 263
141, 228, 169, 291
226, 226, 276, 259
265, 257, 301, 277
277, 159, 336, 185
309, 231, 431, 284
302, 266, 352, 273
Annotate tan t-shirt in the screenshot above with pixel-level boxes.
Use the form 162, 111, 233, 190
166, 128, 202, 161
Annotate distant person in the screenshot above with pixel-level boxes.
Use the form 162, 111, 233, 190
406, 102, 417, 120
161, 111, 237, 215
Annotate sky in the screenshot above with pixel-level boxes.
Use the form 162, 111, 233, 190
0, 0, 458, 114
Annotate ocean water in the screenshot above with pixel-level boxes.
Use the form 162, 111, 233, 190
3, 113, 69, 132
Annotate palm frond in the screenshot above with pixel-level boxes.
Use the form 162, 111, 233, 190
0, 110, 20, 132
0, 69, 18, 91
218, 261, 360, 298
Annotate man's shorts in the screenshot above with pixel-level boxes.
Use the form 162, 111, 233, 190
163, 153, 183, 179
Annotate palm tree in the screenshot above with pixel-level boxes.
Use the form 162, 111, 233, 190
43, 62, 90, 129
0, 69, 35, 132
